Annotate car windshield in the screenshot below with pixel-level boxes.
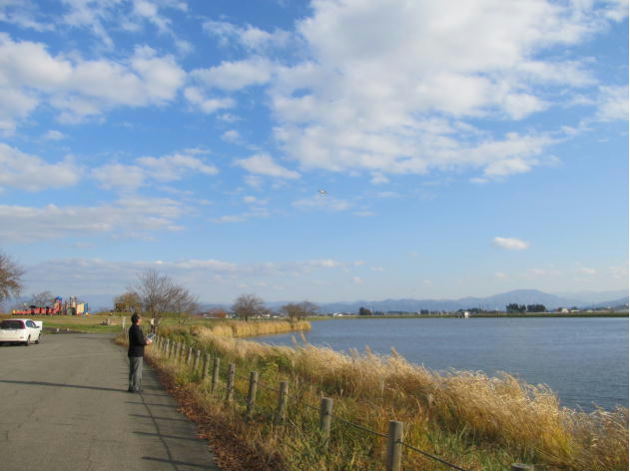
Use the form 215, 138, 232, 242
0, 320, 24, 329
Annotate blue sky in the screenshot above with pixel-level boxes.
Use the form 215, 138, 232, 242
0, 0, 627, 306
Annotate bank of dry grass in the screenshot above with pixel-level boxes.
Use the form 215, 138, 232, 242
138, 325, 627, 471
198, 319, 311, 337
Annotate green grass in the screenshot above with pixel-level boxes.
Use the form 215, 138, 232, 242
0, 313, 125, 334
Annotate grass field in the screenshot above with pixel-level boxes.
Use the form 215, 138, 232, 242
138, 324, 629, 471
0, 313, 127, 334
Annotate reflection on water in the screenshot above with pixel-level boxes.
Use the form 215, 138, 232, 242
249, 317, 629, 411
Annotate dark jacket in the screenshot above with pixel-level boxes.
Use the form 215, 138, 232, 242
128, 324, 147, 358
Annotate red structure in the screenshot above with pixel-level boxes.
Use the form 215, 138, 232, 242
12, 297, 65, 316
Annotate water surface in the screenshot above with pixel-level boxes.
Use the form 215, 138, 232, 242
250, 317, 628, 411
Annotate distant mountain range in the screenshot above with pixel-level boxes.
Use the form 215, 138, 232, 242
312, 289, 629, 314
17, 289, 627, 314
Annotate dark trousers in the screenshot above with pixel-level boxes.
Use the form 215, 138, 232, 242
128, 356, 143, 391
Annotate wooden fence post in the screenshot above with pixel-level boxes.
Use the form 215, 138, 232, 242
225, 363, 236, 402
274, 381, 289, 425
202, 354, 210, 380
164, 339, 170, 358
186, 347, 193, 365
211, 358, 220, 393
193, 350, 201, 372
246, 371, 258, 418
386, 421, 404, 471
319, 397, 333, 448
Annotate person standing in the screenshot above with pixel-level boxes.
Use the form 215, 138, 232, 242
128, 313, 152, 393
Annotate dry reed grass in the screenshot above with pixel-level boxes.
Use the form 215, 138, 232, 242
190, 320, 311, 338
150, 325, 628, 470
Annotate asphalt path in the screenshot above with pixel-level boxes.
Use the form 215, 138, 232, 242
0, 333, 219, 471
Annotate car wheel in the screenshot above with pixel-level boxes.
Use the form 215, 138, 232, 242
24, 336, 31, 346
35, 336, 40, 344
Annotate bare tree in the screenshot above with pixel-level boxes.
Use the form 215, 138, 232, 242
129, 269, 198, 326
280, 301, 319, 321
114, 291, 142, 312
0, 251, 25, 304
169, 285, 199, 315
280, 302, 302, 321
298, 301, 319, 319
232, 294, 265, 322
28, 291, 54, 307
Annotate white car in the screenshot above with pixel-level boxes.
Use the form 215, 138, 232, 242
0, 319, 43, 345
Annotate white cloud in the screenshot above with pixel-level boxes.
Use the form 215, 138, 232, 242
202, 19, 292, 51
212, 214, 247, 224
92, 150, 218, 192
264, 0, 618, 180
0, 197, 187, 242
221, 129, 241, 143
137, 152, 218, 181
236, 153, 300, 179
0, 35, 186, 126
603, 0, 629, 21
61, 0, 189, 51
191, 57, 274, 91
0, 143, 80, 191
22, 255, 360, 297
527, 268, 561, 277
596, 85, 628, 122
609, 264, 629, 280
183, 87, 234, 114
351, 276, 363, 284
244, 175, 263, 188
91, 163, 146, 191
492, 237, 529, 251
0, 0, 53, 32
292, 195, 352, 212
494, 271, 509, 279
61, 0, 116, 48
577, 267, 598, 276
43, 130, 67, 141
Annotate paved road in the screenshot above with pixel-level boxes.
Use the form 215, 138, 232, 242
0, 333, 219, 471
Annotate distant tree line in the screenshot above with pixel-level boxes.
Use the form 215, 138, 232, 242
506, 303, 547, 313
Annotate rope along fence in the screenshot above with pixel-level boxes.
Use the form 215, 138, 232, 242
152, 335, 526, 471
